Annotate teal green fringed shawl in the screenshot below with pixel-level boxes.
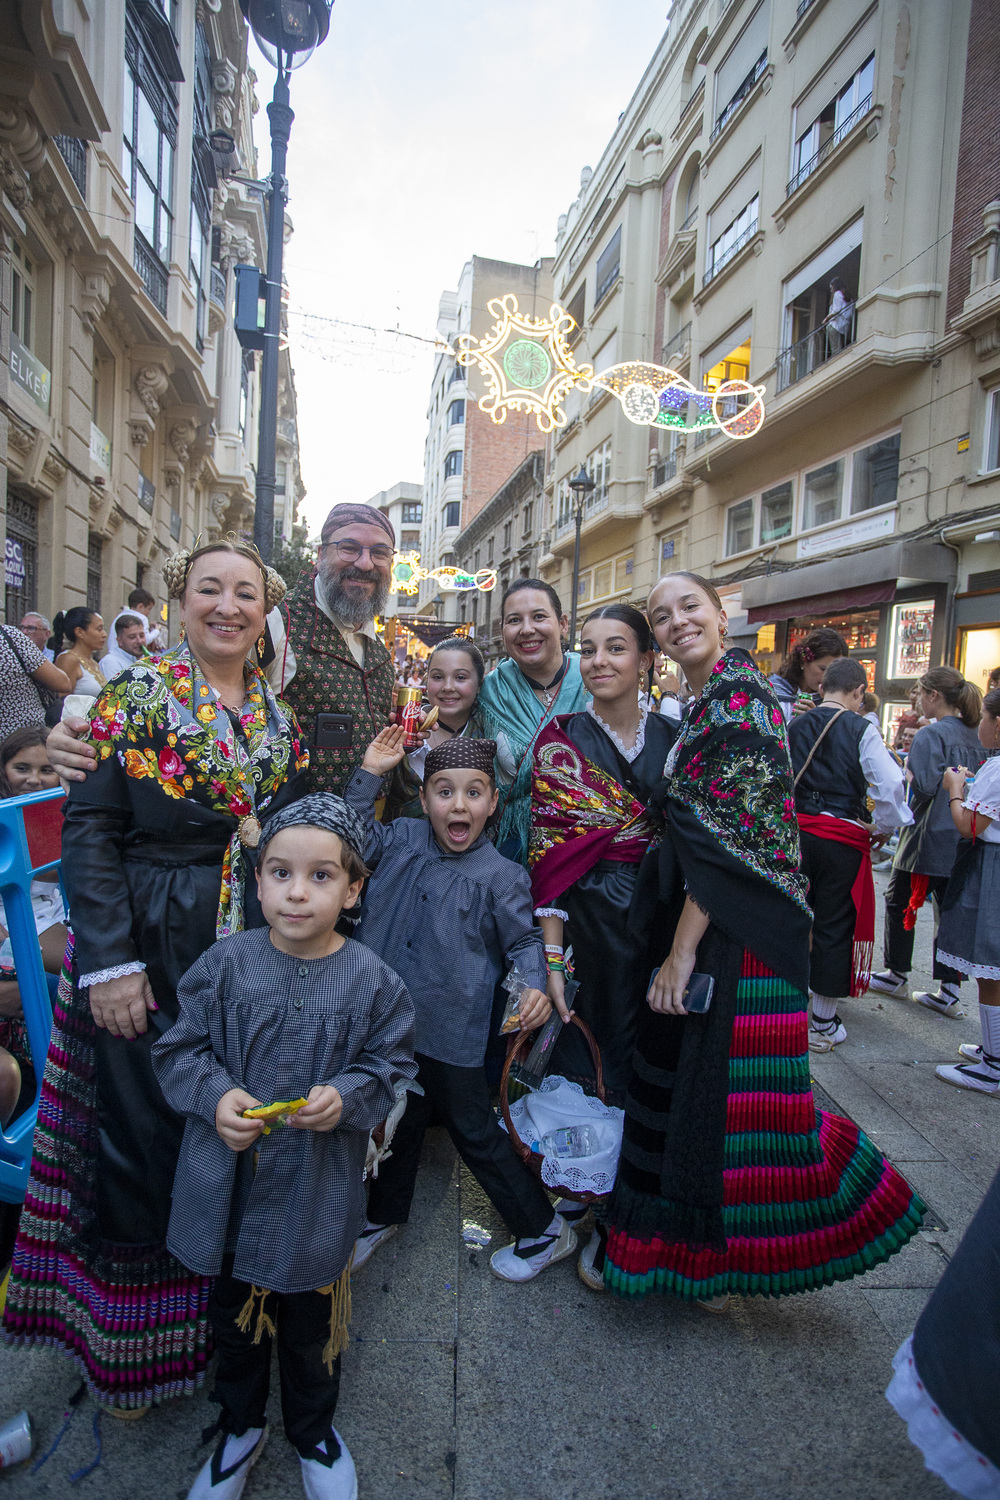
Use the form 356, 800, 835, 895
478, 653, 588, 865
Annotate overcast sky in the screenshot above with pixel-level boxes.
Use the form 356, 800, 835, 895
248, 0, 668, 536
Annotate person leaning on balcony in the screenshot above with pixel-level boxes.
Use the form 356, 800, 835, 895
826, 277, 852, 353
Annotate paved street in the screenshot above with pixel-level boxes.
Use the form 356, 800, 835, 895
1, 873, 995, 1499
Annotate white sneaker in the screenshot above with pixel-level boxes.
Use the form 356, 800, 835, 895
490, 1218, 577, 1283
959, 1042, 983, 1062
351, 1222, 397, 1271
577, 1226, 607, 1293
935, 1061, 1000, 1095
188, 1427, 267, 1499
808, 1017, 847, 1052
300, 1431, 358, 1500
868, 971, 909, 997
914, 991, 965, 1018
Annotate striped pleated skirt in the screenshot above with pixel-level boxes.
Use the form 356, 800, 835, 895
604, 952, 925, 1299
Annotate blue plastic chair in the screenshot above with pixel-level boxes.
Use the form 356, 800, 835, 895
0, 788, 65, 1205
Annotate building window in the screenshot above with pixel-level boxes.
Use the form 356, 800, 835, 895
522, 501, 533, 537
790, 53, 875, 195
760, 480, 793, 542
5, 491, 38, 623
11, 240, 35, 352
190, 200, 209, 346
402, 502, 422, 523
706, 195, 759, 283
802, 458, 845, 531
503, 520, 512, 550
487, 536, 494, 565
725, 498, 755, 556
87, 531, 104, 613
986, 390, 1000, 472
448, 400, 465, 426
713, 2, 769, 138
448, 364, 464, 386
122, 18, 176, 271
777, 220, 862, 390
444, 501, 461, 528
473, 547, 481, 570
851, 434, 900, 514
588, 438, 612, 504
595, 225, 622, 304
444, 450, 462, 480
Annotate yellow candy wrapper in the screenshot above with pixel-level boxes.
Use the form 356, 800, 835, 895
243, 1097, 309, 1135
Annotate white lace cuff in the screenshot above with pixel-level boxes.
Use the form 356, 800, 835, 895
534, 906, 569, 921
79, 960, 147, 987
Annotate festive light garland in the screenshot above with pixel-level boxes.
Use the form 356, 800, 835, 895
453, 299, 766, 441
454, 295, 594, 433
391, 551, 497, 596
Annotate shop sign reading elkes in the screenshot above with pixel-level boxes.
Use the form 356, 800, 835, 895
9, 331, 50, 414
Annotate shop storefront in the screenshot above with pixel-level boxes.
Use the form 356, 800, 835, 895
740, 540, 956, 737
955, 575, 1000, 693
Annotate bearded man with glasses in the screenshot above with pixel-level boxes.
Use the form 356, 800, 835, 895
264, 503, 399, 795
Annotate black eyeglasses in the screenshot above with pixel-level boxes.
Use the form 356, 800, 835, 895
323, 539, 395, 565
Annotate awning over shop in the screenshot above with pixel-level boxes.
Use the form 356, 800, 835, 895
739, 539, 956, 624
392, 614, 468, 649
747, 580, 895, 625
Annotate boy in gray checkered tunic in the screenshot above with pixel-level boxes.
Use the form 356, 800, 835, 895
153, 794, 416, 1500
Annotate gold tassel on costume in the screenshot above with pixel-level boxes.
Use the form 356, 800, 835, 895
235, 1285, 277, 1346
316, 1255, 354, 1375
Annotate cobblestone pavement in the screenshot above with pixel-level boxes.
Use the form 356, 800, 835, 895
1, 875, 995, 1498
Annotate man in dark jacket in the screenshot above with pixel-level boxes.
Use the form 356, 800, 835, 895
265, 503, 398, 796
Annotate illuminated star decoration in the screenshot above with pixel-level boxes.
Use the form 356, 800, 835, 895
391, 552, 497, 597
592, 361, 766, 440
454, 296, 594, 433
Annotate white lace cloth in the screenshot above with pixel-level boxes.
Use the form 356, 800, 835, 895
586, 698, 649, 764
886, 1334, 1000, 1498
935, 950, 1000, 981
78, 959, 146, 987
501, 1075, 623, 1196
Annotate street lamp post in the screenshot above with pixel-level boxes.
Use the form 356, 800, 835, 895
567, 464, 596, 649
240, 0, 332, 562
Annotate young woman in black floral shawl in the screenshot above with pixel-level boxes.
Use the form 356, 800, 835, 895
599, 572, 925, 1305
3, 540, 308, 1412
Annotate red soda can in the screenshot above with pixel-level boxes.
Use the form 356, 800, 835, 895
394, 687, 423, 749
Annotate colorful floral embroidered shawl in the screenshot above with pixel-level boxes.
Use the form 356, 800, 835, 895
89, 646, 307, 935
529, 716, 660, 909
667, 648, 810, 914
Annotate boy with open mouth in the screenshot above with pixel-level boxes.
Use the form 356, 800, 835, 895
345, 728, 576, 1282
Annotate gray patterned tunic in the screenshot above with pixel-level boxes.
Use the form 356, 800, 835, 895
152, 928, 416, 1294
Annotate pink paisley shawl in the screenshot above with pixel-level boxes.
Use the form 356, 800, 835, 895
529, 716, 660, 910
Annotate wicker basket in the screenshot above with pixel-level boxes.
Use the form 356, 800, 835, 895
499, 1014, 608, 1205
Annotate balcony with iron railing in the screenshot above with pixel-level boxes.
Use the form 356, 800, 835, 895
786, 95, 875, 198
210, 265, 226, 309
776, 302, 857, 392
134, 232, 168, 316
554, 487, 610, 538
651, 454, 678, 489
703, 218, 758, 287
711, 52, 768, 142
662, 322, 692, 366
53, 136, 86, 198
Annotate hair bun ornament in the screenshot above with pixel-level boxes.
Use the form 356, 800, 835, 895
162, 549, 192, 599
263, 566, 286, 611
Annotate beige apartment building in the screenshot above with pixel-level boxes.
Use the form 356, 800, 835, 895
418, 255, 552, 626
540, 0, 1000, 736
0, 0, 303, 635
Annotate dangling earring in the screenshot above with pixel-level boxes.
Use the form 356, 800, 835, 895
178, 621, 186, 643
256, 629, 266, 657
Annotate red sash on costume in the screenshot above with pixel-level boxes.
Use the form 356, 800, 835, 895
798, 813, 875, 996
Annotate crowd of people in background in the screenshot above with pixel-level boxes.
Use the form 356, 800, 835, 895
0, 504, 995, 1497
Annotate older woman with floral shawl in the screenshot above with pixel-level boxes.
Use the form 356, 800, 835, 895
601, 572, 925, 1305
3, 541, 308, 1412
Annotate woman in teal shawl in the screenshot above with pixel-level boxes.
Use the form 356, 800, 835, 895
478, 580, 587, 864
